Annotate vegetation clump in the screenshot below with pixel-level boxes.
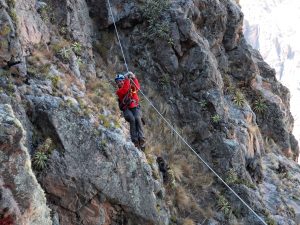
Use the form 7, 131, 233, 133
50, 75, 61, 88
211, 114, 221, 123
141, 0, 173, 42
217, 194, 231, 216
0, 23, 11, 36
33, 151, 48, 170
253, 98, 267, 113
7, 0, 16, 8
33, 138, 54, 170
233, 90, 246, 107
71, 42, 82, 55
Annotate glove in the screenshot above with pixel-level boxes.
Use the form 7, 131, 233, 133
125, 72, 135, 79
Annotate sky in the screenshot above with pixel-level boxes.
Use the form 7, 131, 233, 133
240, 0, 300, 148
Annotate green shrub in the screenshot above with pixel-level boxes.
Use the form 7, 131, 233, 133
141, 0, 172, 42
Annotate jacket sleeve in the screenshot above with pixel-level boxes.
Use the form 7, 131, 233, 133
116, 78, 130, 96
132, 78, 140, 90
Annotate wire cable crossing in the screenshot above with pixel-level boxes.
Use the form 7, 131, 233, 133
107, 1, 267, 224
107, 0, 129, 73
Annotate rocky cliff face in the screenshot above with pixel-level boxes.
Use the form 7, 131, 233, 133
0, 104, 51, 225
0, 0, 300, 225
240, 0, 300, 159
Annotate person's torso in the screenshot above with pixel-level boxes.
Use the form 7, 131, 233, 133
117, 85, 139, 109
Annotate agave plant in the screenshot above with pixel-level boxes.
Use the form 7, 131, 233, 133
233, 90, 245, 107
217, 195, 232, 216
33, 151, 48, 170
198, 100, 207, 110
253, 98, 267, 113
211, 114, 221, 123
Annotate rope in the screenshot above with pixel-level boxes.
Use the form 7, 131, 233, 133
107, 1, 267, 224
107, 0, 129, 72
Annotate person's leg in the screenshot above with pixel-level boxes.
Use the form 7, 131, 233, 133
132, 107, 145, 145
123, 109, 138, 143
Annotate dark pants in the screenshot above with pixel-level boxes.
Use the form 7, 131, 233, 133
123, 107, 145, 143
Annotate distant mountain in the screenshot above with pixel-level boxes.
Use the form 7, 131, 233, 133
241, 0, 300, 146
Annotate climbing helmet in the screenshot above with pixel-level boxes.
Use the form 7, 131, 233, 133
115, 74, 125, 82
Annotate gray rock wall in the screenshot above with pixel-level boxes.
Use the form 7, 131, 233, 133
0, 104, 51, 225
0, 0, 299, 224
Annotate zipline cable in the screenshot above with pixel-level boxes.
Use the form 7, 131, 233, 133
107, 0, 129, 73
107, 1, 267, 224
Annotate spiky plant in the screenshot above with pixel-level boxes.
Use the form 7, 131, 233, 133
217, 195, 231, 216
199, 100, 207, 110
71, 42, 82, 55
211, 114, 221, 123
33, 151, 48, 170
59, 47, 71, 60
225, 168, 238, 184
233, 90, 245, 107
253, 98, 267, 113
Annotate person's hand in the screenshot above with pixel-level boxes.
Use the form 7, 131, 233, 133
124, 72, 135, 79
128, 72, 136, 79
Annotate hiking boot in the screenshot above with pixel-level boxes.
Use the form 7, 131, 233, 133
133, 140, 140, 148
139, 139, 146, 148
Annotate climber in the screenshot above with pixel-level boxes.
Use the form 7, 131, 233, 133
115, 72, 146, 149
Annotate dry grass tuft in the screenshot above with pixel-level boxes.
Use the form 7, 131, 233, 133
190, 173, 214, 190
175, 186, 192, 213
51, 38, 70, 54
170, 163, 184, 182
182, 218, 196, 225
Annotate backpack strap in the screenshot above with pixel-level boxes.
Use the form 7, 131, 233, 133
119, 82, 132, 111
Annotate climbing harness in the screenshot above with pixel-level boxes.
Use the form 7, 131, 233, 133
118, 81, 138, 111
107, 1, 267, 224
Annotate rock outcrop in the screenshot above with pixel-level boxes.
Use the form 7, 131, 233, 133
0, 0, 299, 224
0, 104, 51, 225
